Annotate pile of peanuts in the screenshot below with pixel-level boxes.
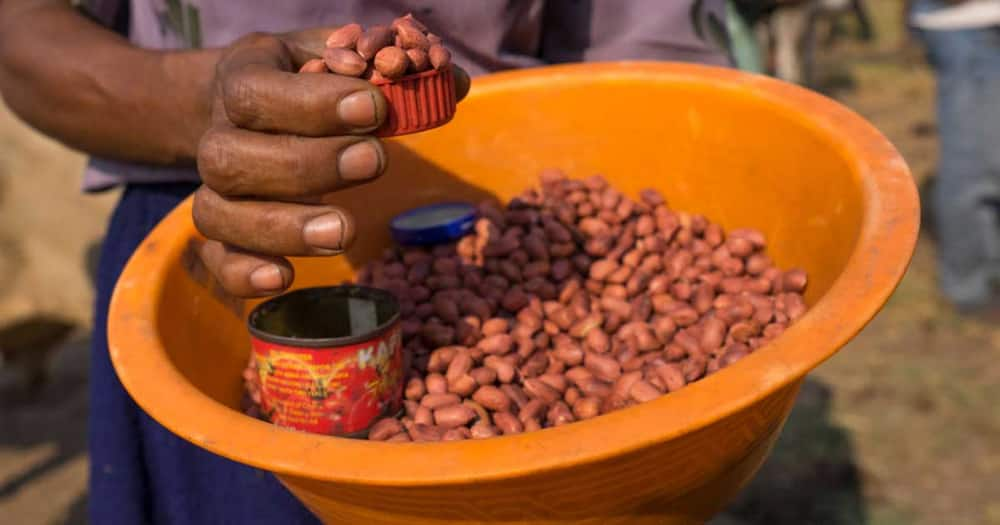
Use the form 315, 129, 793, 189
244, 170, 809, 442
298, 14, 451, 82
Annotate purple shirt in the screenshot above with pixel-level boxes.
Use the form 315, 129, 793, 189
81, 0, 729, 191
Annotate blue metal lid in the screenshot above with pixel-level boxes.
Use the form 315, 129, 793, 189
390, 202, 477, 246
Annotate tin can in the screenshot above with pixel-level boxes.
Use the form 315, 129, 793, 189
247, 286, 404, 437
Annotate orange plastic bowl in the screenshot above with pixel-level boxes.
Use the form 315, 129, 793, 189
109, 62, 918, 524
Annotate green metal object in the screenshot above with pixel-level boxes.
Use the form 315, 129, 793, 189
691, 0, 764, 74
726, 0, 765, 73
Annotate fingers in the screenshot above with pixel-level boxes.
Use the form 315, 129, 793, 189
199, 240, 294, 297
193, 186, 357, 256
217, 34, 386, 135
222, 67, 387, 135
198, 126, 386, 199
197, 29, 471, 300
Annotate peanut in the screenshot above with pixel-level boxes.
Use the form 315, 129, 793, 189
405, 377, 426, 400
425, 373, 447, 394
244, 168, 810, 444
393, 19, 430, 49
356, 25, 394, 61
469, 366, 497, 385
522, 377, 561, 404
448, 374, 478, 397
585, 352, 622, 382
368, 418, 404, 441
654, 363, 687, 392
478, 334, 514, 355
374, 46, 410, 80
428, 44, 451, 70
547, 402, 575, 426
420, 392, 461, 410
629, 381, 662, 403
405, 421, 445, 442
326, 23, 363, 49
572, 397, 601, 419
443, 427, 472, 441
445, 351, 473, 382
434, 404, 477, 428
414, 405, 434, 425
493, 412, 524, 434
298, 58, 328, 74
484, 355, 516, 383
323, 47, 367, 77
472, 385, 511, 412
470, 421, 498, 439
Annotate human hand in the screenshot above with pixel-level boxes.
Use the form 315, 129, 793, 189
193, 28, 469, 298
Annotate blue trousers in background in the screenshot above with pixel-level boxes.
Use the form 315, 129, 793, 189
89, 183, 320, 524
913, 0, 1000, 309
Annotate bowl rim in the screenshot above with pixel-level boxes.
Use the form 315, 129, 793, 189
108, 61, 919, 486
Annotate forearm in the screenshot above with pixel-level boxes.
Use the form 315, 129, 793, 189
0, 0, 220, 165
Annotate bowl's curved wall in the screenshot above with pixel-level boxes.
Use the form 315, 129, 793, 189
111, 62, 918, 524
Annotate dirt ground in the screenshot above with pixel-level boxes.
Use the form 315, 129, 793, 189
1, 2, 998, 524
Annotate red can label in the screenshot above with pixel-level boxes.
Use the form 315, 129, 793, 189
249, 324, 404, 435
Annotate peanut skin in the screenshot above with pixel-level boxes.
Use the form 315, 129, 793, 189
374, 46, 410, 80
420, 392, 461, 410
493, 412, 524, 435
434, 404, 477, 428
523, 377, 561, 404
323, 47, 367, 77
393, 19, 431, 49
398, 13, 429, 32
585, 352, 622, 382
425, 373, 447, 394
298, 58, 328, 74
368, 418, 404, 441
428, 44, 451, 70
470, 422, 498, 439
443, 427, 472, 441
405, 377, 426, 400
472, 385, 511, 412
445, 352, 474, 382
414, 406, 434, 426
478, 334, 514, 355
326, 23, 363, 49
484, 355, 516, 383
572, 397, 602, 419
449, 374, 478, 397
356, 25, 394, 60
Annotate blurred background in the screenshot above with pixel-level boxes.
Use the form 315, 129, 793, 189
1, 1, 997, 524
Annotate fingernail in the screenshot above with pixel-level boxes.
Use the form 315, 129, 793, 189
337, 91, 378, 129
249, 265, 285, 291
303, 211, 347, 251
338, 140, 384, 181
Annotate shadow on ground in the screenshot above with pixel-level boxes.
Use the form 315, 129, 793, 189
721, 379, 867, 525
0, 326, 89, 524
63, 493, 87, 525
0, 232, 102, 523
0, 320, 87, 489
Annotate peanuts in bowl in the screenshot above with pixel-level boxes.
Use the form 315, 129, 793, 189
243, 169, 809, 442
